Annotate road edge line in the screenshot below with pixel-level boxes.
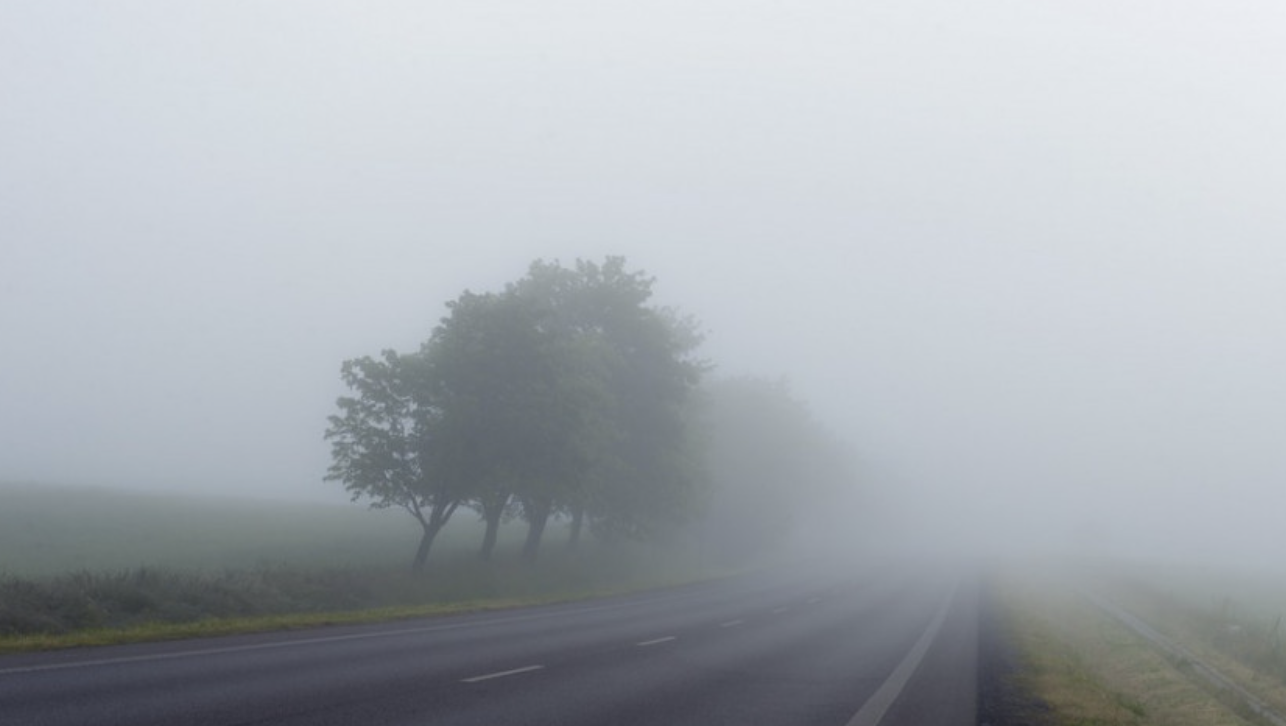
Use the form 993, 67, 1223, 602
846, 582, 959, 726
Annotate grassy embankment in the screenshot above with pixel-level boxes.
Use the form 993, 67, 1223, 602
0, 482, 727, 654
1101, 565, 1286, 719
994, 563, 1286, 726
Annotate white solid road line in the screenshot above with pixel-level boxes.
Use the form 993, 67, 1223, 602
718, 619, 744, 628
636, 636, 677, 647
772, 607, 789, 614
845, 582, 959, 726
460, 665, 544, 683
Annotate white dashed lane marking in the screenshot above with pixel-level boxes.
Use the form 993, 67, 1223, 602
636, 636, 677, 647
460, 665, 544, 683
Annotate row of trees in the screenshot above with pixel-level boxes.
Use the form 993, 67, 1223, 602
324, 258, 705, 569
695, 377, 857, 561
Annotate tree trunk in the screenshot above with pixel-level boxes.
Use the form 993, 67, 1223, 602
410, 500, 458, 572
479, 507, 503, 561
521, 498, 552, 564
566, 505, 584, 550
477, 493, 509, 562
411, 523, 438, 572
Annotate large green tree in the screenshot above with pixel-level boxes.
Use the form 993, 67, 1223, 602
326, 256, 706, 568
324, 351, 464, 571
424, 287, 607, 562
509, 258, 706, 556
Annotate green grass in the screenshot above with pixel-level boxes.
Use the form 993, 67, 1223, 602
0, 482, 732, 652
0, 562, 724, 654
1092, 563, 1286, 716
0, 481, 493, 575
0, 601, 517, 653
998, 572, 1250, 726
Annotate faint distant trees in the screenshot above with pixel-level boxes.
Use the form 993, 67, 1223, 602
325, 257, 706, 570
692, 377, 855, 563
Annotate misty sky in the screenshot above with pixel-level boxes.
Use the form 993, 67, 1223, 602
4, 1, 1286, 561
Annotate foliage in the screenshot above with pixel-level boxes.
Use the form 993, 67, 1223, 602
693, 377, 856, 562
510, 258, 707, 547
325, 350, 463, 570
326, 257, 707, 568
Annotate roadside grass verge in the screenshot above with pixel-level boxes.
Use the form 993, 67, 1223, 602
0, 580, 697, 655
0, 599, 526, 653
998, 572, 1251, 726
1099, 569, 1286, 719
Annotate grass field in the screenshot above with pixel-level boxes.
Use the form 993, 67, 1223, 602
0, 482, 721, 649
0, 481, 495, 575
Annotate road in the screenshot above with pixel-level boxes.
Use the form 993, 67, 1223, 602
0, 561, 977, 725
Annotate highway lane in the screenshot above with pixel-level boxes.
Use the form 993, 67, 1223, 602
0, 561, 976, 725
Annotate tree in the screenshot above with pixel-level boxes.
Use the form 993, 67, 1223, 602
587, 302, 705, 543
693, 377, 855, 562
326, 256, 707, 567
508, 258, 707, 557
324, 351, 464, 572
423, 288, 601, 563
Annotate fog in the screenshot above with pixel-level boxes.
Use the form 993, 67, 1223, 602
4, 1, 1285, 569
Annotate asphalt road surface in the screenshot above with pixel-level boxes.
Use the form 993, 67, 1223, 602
1, 561, 978, 725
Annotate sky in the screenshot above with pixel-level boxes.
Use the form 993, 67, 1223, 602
4, 1, 1286, 564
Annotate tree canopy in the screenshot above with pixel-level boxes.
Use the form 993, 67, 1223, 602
324, 350, 462, 570
325, 257, 706, 569
693, 377, 857, 563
